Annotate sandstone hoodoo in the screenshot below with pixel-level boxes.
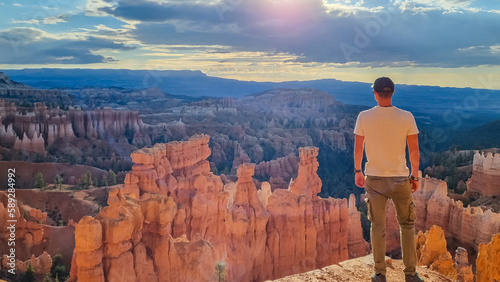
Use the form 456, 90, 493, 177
476, 232, 500, 282
0, 99, 151, 157
467, 152, 500, 196
71, 135, 369, 282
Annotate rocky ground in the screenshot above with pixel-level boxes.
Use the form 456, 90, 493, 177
271, 255, 452, 282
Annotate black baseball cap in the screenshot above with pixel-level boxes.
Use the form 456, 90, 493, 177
373, 77, 394, 93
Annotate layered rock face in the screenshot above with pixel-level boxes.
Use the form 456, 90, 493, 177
0, 194, 45, 250
0, 193, 55, 273
347, 194, 370, 258
407, 177, 500, 251
71, 135, 367, 282
384, 177, 500, 256
0, 99, 151, 155
467, 152, 500, 196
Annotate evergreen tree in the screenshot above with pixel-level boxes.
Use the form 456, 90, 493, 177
78, 171, 93, 189
107, 169, 117, 186
54, 174, 63, 190
99, 175, 109, 187
23, 263, 35, 282
34, 172, 46, 189
43, 272, 52, 282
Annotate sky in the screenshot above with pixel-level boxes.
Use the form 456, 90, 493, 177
0, 0, 500, 89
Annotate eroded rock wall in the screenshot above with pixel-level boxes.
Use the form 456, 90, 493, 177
467, 152, 500, 196
384, 177, 500, 255
71, 135, 366, 282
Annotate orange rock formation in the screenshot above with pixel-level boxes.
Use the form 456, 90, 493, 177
0, 196, 44, 249
71, 135, 368, 281
347, 194, 370, 258
1, 251, 52, 275
416, 225, 457, 280
476, 232, 500, 282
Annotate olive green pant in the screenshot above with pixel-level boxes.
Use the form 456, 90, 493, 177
364, 176, 417, 276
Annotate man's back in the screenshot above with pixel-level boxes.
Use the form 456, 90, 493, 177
354, 106, 418, 177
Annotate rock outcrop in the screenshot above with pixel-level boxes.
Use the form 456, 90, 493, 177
71, 135, 366, 282
467, 152, 500, 196
1, 251, 52, 275
347, 194, 369, 258
454, 247, 474, 282
416, 225, 457, 280
411, 177, 500, 251
0, 99, 151, 155
0, 73, 73, 105
254, 154, 299, 190
476, 232, 500, 282
272, 254, 453, 282
0, 195, 44, 249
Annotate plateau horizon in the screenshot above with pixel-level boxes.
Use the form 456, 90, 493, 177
2, 68, 500, 91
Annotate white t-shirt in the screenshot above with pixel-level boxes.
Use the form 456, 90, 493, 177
354, 106, 419, 177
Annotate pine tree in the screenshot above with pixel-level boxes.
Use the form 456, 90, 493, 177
108, 169, 117, 186
23, 263, 35, 282
78, 171, 93, 189
34, 172, 46, 189
99, 175, 109, 187
54, 174, 63, 190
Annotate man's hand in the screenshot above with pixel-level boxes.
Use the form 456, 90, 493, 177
410, 178, 419, 193
355, 172, 365, 188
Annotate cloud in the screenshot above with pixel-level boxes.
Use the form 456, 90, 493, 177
0, 27, 135, 64
11, 13, 73, 25
96, 0, 500, 67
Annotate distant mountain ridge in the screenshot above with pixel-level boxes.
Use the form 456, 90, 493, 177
3, 68, 500, 126
0, 71, 74, 105
0, 72, 31, 89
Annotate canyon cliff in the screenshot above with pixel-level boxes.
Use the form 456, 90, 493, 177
70, 135, 368, 282
384, 177, 500, 256
467, 152, 500, 196
0, 100, 151, 153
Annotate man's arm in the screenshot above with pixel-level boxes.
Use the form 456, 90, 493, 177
407, 134, 420, 192
354, 134, 365, 188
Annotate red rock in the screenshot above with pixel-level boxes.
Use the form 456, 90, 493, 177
467, 152, 500, 196
226, 163, 268, 281
414, 177, 500, 250
75, 216, 103, 252
71, 136, 360, 282
133, 243, 158, 282
347, 194, 369, 258
104, 251, 137, 282
289, 147, 321, 198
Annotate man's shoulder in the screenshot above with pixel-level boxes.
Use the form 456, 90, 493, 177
393, 107, 415, 118
358, 106, 378, 116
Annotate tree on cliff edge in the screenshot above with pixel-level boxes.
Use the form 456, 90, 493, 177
34, 172, 46, 189
54, 174, 63, 190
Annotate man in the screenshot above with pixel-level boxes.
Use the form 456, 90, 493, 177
354, 77, 424, 282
